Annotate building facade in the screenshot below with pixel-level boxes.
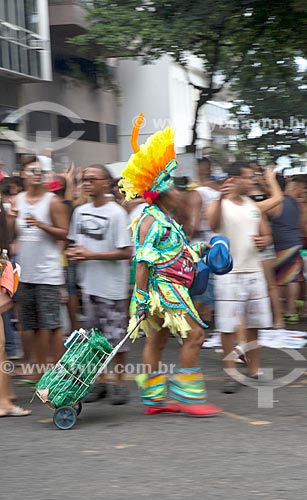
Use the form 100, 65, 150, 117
117, 55, 232, 169
0, 0, 119, 173
0, 0, 52, 171
0, 0, 51, 81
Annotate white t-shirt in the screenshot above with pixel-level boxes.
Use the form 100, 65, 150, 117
219, 196, 262, 273
68, 201, 132, 299
16, 192, 64, 285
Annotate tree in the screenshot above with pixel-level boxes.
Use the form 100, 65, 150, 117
231, 57, 307, 162
229, 0, 307, 161
71, 0, 307, 147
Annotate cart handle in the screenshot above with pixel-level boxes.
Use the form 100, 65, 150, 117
95, 314, 146, 377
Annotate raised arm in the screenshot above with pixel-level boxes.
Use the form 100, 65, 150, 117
190, 190, 203, 238
257, 169, 283, 213
207, 178, 233, 232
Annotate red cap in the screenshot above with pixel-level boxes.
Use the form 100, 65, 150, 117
46, 179, 64, 192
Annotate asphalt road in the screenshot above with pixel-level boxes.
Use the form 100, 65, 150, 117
2, 335, 307, 500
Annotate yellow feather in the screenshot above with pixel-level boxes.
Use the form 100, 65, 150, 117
120, 124, 176, 199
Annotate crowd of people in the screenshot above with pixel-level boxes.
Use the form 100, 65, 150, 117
1, 133, 307, 417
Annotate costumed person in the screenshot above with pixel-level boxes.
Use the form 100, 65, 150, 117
119, 114, 222, 417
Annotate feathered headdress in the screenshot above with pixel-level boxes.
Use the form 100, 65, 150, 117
119, 113, 178, 204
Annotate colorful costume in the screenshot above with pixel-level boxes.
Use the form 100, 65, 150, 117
119, 114, 221, 416
129, 203, 208, 339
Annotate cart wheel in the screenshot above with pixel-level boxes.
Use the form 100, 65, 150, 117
74, 402, 82, 416
53, 406, 77, 430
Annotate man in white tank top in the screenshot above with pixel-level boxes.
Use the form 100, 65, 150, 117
14, 157, 69, 381
207, 162, 272, 394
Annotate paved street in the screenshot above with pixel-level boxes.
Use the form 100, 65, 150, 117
2, 336, 307, 500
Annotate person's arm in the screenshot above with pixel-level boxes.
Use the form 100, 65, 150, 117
135, 215, 155, 288
190, 190, 202, 238
207, 179, 233, 232
254, 213, 272, 250
25, 196, 69, 241
64, 162, 75, 202
72, 208, 133, 261
135, 215, 156, 318
73, 246, 132, 261
257, 169, 283, 213
296, 198, 307, 237
6, 205, 19, 241
207, 198, 223, 233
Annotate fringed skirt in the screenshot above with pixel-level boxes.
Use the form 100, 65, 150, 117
129, 275, 207, 340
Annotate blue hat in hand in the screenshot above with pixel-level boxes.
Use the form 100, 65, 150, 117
206, 236, 233, 275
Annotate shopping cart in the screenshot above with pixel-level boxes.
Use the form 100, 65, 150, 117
35, 316, 144, 430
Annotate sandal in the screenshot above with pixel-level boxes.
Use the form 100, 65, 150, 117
285, 314, 299, 325
0, 406, 32, 417
296, 300, 305, 312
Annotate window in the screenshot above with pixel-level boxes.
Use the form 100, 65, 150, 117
27, 112, 52, 136
0, 0, 46, 79
25, 0, 39, 33
106, 124, 118, 144
57, 116, 100, 143
82, 120, 100, 142
0, 105, 18, 131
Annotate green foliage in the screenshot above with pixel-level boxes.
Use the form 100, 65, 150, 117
71, 0, 307, 147
230, 1, 307, 161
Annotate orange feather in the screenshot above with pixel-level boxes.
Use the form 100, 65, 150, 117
130, 113, 145, 153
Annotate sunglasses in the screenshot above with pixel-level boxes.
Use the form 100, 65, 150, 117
81, 177, 105, 184
25, 167, 42, 176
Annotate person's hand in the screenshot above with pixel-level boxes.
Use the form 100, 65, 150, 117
76, 167, 83, 184
137, 309, 148, 320
65, 162, 75, 185
71, 245, 94, 261
264, 167, 276, 183
253, 236, 267, 250
203, 242, 212, 251
65, 246, 77, 260
7, 207, 18, 219
24, 214, 41, 228
220, 178, 235, 198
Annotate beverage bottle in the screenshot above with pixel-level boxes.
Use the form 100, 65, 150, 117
25, 211, 32, 229
64, 330, 80, 349
1, 249, 9, 261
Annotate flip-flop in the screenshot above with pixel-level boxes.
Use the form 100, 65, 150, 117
15, 379, 38, 386
0, 406, 32, 417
